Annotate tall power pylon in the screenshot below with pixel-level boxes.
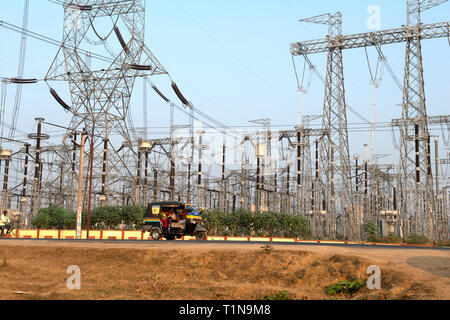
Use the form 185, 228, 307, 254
399, 0, 447, 240
297, 12, 355, 239
45, 0, 168, 206
291, 1, 449, 240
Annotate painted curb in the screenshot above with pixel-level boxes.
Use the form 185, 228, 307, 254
3, 229, 441, 248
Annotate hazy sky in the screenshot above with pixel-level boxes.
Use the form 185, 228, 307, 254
0, 0, 449, 169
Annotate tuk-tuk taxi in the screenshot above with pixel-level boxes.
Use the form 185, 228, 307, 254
142, 201, 207, 240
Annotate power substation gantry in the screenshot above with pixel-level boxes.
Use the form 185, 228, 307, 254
291, 1, 450, 240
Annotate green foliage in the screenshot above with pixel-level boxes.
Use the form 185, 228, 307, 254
327, 279, 367, 296
31, 205, 77, 229
83, 205, 145, 230
311, 260, 321, 267
370, 233, 403, 244
336, 233, 346, 241
31, 205, 145, 230
363, 222, 379, 242
201, 210, 311, 238
261, 244, 274, 255
264, 291, 291, 300
405, 234, 429, 245
435, 240, 450, 247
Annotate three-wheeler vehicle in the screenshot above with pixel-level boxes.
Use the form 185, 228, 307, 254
142, 201, 207, 241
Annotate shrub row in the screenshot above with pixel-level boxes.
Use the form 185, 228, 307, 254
31, 205, 145, 230
202, 209, 311, 238
31, 206, 311, 238
362, 222, 445, 245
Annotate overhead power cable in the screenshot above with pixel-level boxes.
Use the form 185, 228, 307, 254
9, 0, 30, 140
0, 20, 113, 64
0, 20, 232, 138
299, 54, 372, 125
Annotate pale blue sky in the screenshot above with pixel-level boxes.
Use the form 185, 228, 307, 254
0, 0, 449, 167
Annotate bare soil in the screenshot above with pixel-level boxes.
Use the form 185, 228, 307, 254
0, 240, 448, 300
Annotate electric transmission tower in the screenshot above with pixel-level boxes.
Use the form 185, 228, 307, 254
398, 0, 447, 240
296, 12, 355, 239
45, 0, 168, 205
291, 0, 449, 240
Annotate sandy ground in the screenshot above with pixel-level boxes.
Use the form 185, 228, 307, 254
0, 240, 448, 300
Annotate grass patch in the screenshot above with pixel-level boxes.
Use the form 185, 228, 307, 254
311, 260, 321, 267
264, 291, 291, 300
295, 269, 306, 279
327, 279, 367, 296
261, 244, 274, 255
435, 240, 450, 247
405, 234, 429, 245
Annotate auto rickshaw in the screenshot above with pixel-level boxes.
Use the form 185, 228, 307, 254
142, 201, 207, 240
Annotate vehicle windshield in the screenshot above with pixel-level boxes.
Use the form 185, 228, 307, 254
190, 207, 200, 215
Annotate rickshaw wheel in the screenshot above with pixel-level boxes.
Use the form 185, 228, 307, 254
195, 232, 206, 241
151, 228, 161, 240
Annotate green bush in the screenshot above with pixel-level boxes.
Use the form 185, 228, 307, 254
31, 205, 145, 230
31, 205, 77, 229
202, 210, 310, 238
371, 233, 403, 244
89, 205, 145, 230
435, 240, 450, 247
327, 279, 367, 296
363, 222, 379, 242
119, 205, 145, 230
264, 291, 291, 300
406, 234, 429, 245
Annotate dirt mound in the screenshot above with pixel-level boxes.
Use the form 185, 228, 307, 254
0, 244, 445, 300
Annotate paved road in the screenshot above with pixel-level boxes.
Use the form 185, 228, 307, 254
1, 237, 449, 251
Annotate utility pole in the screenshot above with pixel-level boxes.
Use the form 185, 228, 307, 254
296, 129, 302, 216
136, 148, 142, 203
330, 144, 335, 237
100, 139, 108, 205
434, 139, 440, 239
86, 130, 94, 240
76, 130, 87, 240
240, 145, 246, 210
197, 131, 204, 208
364, 144, 369, 228
256, 139, 261, 213
1, 152, 10, 213
29, 117, 48, 222
222, 139, 226, 211
20, 143, 30, 213
286, 148, 291, 213
71, 132, 77, 209
153, 169, 158, 201
144, 149, 149, 205
272, 161, 278, 213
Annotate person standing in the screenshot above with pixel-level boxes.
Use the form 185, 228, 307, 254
0, 210, 11, 236
160, 210, 170, 230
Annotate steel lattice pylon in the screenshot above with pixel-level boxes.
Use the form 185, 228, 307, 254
291, 1, 449, 240
298, 12, 356, 239
45, 0, 168, 207
398, 0, 445, 240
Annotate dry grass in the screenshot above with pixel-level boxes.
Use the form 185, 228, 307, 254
0, 244, 445, 300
